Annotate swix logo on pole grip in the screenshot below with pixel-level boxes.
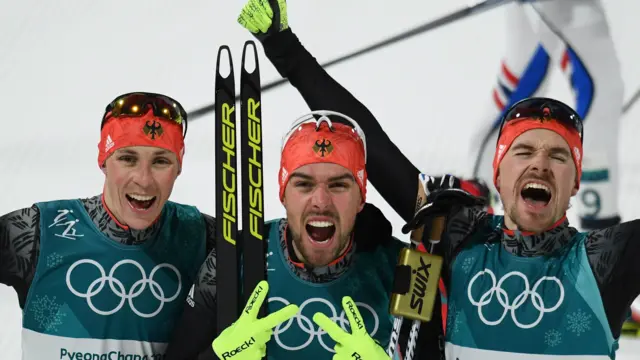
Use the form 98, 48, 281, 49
222, 337, 256, 359
410, 256, 432, 314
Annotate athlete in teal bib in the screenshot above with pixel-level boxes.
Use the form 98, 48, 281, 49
166, 111, 405, 360
444, 215, 617, 358
22, 199, 205, 359
0, 92, 217, 359
264, 217, 400, 359
400, 99, 640, 359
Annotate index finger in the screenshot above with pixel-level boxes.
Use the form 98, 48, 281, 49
256, 303, 298, 330
342, 296, 368, 336
259, 0, 274, 18
240, 280, 269, 320
313, 312, 349, 344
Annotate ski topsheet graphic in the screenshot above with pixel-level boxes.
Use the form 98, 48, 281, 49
239, 42, 266, 313
215, 41, 266, 339
215, 44, 240, 334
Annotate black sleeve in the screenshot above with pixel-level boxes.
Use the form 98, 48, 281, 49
165, 214, 218, 360
0, 205, 41, 308
203, 214, 217, 255
198, 214, 219, 311
261, 29, 421, 222
442, 206, 491, 268
585, 219, 640, 338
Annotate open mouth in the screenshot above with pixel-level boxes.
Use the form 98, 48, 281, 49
126, 193, 157, 212
520, 182, 552, 208
305, 220, 336, 245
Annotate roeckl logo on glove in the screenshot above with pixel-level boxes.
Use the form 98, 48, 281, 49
222, 337, 256, 359
212, 281, 299, 360
314, 296, 389, 360
347, 301, 364, 330
244, 284, 263, 315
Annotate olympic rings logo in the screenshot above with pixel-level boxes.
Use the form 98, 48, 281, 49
269, 297, 379, 353
467, 269, 564, 329
66, 259, 182, 318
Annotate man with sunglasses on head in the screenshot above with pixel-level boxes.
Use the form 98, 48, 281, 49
237, 2, 640, 359
468, 0, 640, 336
403, 98, 639, 359
0, 92, 217, 359
164, 111, 410, 360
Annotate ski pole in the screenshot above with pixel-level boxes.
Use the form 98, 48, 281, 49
387, 179, 448, 360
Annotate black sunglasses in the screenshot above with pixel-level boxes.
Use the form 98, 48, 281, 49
497, 97, 583, 144
101, 92, 188, 138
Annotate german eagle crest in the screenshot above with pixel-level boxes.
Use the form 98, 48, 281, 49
313, 138, 333, 157
143, 120, 164, 140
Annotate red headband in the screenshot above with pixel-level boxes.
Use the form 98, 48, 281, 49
279, 122, 367, 201
493, 118, 583, 189
98, 109, 185, 168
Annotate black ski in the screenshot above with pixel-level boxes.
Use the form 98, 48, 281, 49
240, 40, 266, 311
215, 45, 240, 335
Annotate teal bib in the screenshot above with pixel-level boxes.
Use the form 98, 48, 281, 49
22, 199, 206, 360
445, 216, 618, 359
265, 220, 402, 359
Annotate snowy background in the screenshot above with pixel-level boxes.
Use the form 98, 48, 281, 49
1, 0, 639, 358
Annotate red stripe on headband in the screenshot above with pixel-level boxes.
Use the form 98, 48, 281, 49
493, 118, 583, 190
98, 109, 185, 168
279, 122, 367, 201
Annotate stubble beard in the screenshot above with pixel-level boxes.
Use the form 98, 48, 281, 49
506, 203, 555, 233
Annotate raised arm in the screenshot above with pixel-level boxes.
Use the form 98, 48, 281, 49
238, 1, 421, 222
0, 205, 40, 308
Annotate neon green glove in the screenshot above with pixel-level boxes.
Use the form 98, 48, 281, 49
237, 0, 289, 41
313, 296, 390, 360
212, 281, 298, 360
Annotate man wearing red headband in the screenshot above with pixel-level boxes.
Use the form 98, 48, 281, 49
164, 111, 407, 360
276, 115, 369, 268
490, 103, 584, 234
238, 2, 640, 359
400, 99, 640, 360
0, 92, 219, 360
